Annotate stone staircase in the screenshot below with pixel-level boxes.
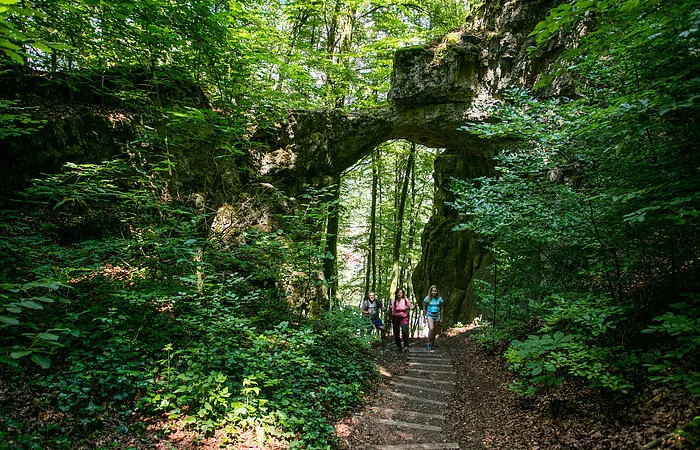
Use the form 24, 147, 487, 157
359, 344, 460, 450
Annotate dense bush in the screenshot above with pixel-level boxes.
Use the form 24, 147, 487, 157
0, 152, 376, 448
451, 0, 699, 400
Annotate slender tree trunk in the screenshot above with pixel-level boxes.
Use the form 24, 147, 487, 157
377, 148, 385, 297
323, 175, 340, 309
406, 146, 419, 299
389, 143, 415, 299
365, 151, 379, 298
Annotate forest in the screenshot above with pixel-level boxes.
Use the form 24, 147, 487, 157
0, 0, 698, 448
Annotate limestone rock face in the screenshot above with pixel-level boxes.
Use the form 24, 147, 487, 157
388, 37, 481, 108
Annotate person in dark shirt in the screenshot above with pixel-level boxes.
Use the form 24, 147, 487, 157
361, 291, 385, 341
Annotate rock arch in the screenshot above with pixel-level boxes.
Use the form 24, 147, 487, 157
257, 0, 570, 324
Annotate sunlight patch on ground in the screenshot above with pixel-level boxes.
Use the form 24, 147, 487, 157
444, 317, 484, 337
335, 422, 352, 438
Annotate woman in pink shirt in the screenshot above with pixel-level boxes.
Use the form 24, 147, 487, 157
390, 286, 414, 352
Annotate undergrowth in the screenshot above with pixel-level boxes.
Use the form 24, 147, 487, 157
0, 158, 376, 449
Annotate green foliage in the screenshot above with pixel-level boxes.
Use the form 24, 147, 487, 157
0, 280, 75, 370
642, 294, 700, 398
471, 278, 535, 350
0, 148, 376, 447
0, 100, 45, 139
505, 332, 572, 396
0, 0, 34, 65
338, 142, 437, 303
279, 185, 339, 313
424, 0, 482, 35
506, 328, 635, 396
2, 0, 455, 111
452, 0, 699, 398
536, 293, 629, 338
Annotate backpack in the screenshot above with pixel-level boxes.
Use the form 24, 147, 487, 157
363, 299, 382, 320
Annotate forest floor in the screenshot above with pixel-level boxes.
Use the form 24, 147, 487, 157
333, 325, 698, 450
2, 326, 696, 449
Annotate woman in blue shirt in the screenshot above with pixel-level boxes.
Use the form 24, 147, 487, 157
422, 284, 443, 351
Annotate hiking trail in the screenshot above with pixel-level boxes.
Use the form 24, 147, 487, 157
334, 327, 693, 449
335, 339, 460, 449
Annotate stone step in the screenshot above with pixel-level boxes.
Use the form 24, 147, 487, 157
405, 367, 455, 376
372, 443, 460, 449
370, 406, 445, 422
407, 356, 446, 362
398, 375, 455, 386
372, 417, 442, 432
407, 348, 442, 354
407, 361, 453, 369
391, 381, 451, 395
407, 357, 449, 364
386, 390, 448, 407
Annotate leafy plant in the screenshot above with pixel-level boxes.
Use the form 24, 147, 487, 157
505, 331, 573, 396
0, 281, 75, 369
643, 294, 700, 398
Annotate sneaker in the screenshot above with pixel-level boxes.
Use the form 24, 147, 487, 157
403, 346, 409, 352
426, 344, 432, 351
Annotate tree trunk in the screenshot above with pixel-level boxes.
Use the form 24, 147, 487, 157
389, 143, 415, 299
365, 151, 379, 298
323, 174, 340, 309
405, 146, 419, 300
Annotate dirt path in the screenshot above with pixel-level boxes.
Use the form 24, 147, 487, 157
335, 327, 697, 449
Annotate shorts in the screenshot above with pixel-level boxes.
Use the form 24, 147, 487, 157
426, 311, 441, 322
372, 318, 384, 328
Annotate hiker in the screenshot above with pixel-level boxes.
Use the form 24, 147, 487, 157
361, 291, 385, 341
390, 286, 414, 352
422, 284, 444, 351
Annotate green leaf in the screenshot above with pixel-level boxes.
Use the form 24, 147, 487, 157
0, 316, 19, 325
0, 39, 20, 51
1, 48, 24, 64
31, 354, 51, 369
18, 300, 43, 309
38, 332, 60, 341
31, 42, 52, 53
10, 350, 32, 358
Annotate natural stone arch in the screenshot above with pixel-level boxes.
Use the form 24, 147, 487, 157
257, 103, 501, 325
256, 0, 573, 324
